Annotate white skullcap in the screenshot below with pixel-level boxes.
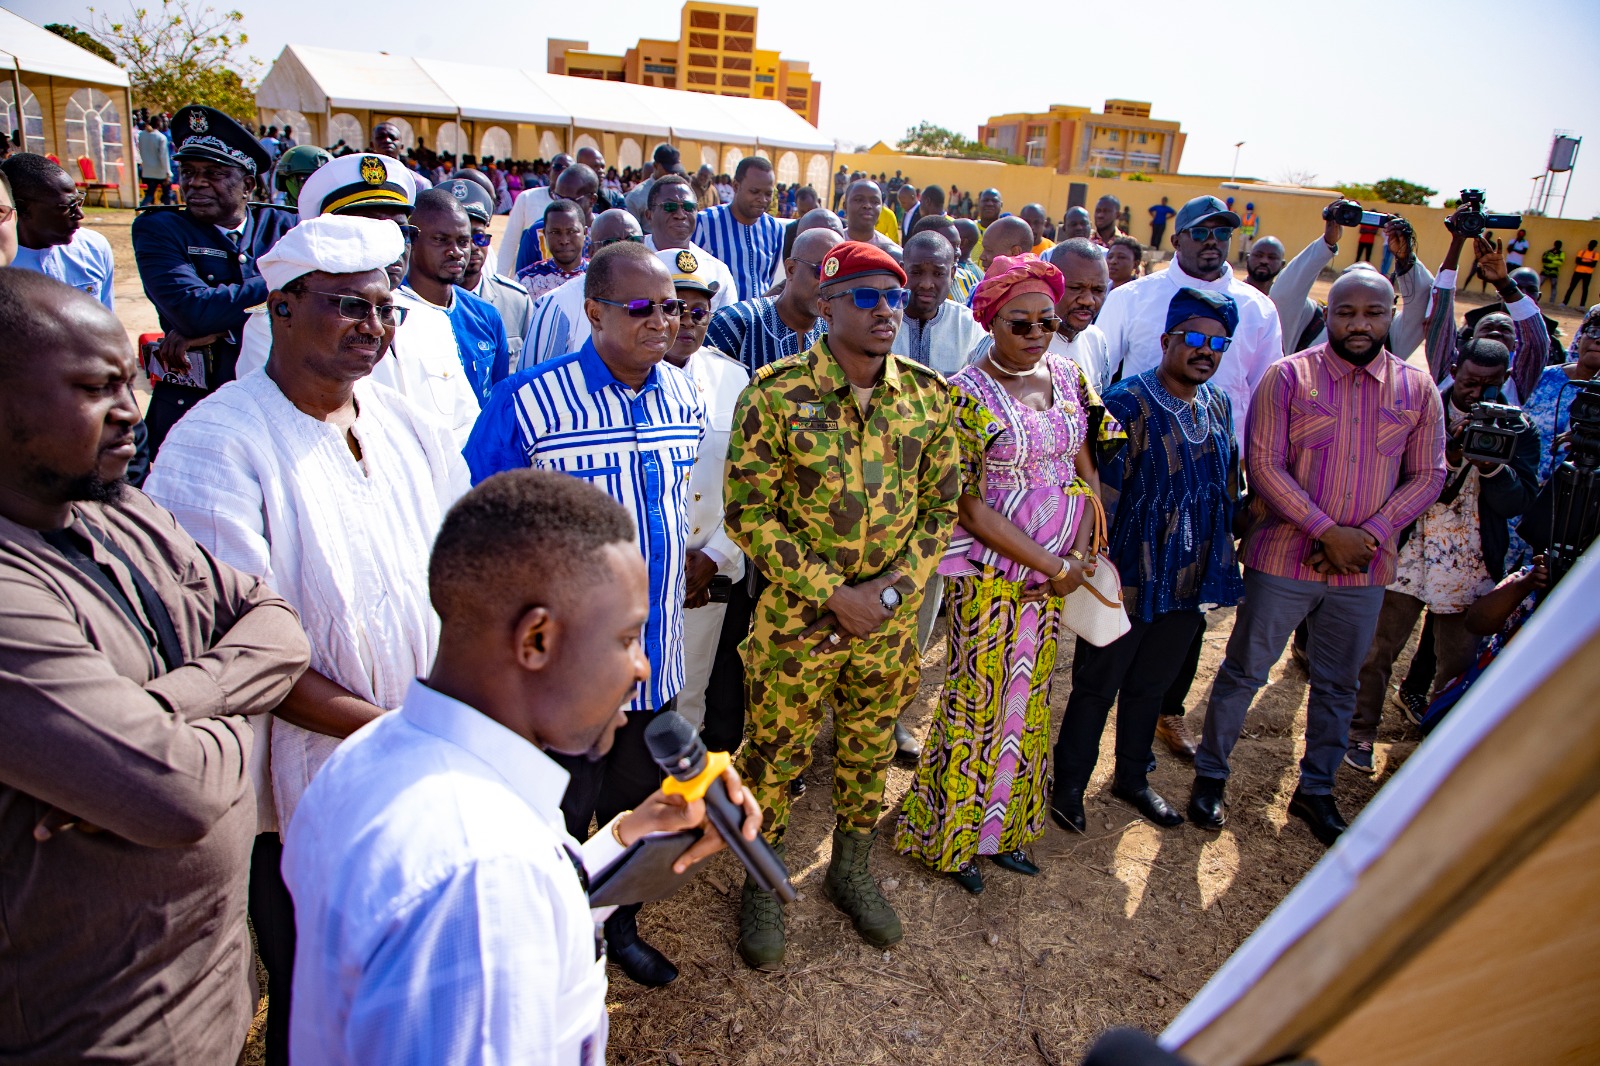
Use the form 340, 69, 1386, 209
258, 214, 405, 292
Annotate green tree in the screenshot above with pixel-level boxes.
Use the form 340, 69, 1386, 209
1371, 177, 1437, 206
1333, 182, 1377, 201
89, 0, 260, 123
895, 122, 1023, 165
45, 23, 118, 64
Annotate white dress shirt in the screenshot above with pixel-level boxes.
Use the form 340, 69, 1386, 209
892, 299, 987, 376
1095, 259, 1284, 446
644, 237, 740, 312
499, 186, 552, 277
236, 295, 482, 447
284, 679, 627, 1066
145, 371, 471, 828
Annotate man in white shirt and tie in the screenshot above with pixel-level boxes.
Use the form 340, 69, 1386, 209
284, 469, 761, 1065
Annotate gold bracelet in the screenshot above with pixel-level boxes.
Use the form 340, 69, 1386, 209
1052, 558, 1071, 580
1067, 548, 1087, 563
612, 811, 633, 847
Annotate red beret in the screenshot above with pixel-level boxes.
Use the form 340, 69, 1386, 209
819, 240, 907, 288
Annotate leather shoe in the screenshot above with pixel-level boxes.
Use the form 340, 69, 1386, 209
1288, 788, 1349, 846
1187, 775, 1228, 830
894, 720, 921, 761
950, 861, 984, 894
1050, 788, 1086, 833
1111, 783, 1185, 828
788, 777, 807, 797
988, 849, 1040, 875
1155, 715, 1198, 760
608, 935, 679, 987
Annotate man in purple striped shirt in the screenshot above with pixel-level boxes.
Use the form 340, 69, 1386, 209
1188, 270, 1446, 845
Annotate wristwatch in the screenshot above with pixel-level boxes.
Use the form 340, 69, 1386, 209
879, 585, 902, 612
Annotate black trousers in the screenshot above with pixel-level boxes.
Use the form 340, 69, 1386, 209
551, 707, 670, 946
1149, 224, 1166, 249
1053, 612, 1206, 795
1160, 615, 1206, 718
1355, 241, 1376, 262
1400, 610, 1437, 698
248, 832, 295, 1066
701, 569, 763, 754
1564, 272, 1593, 306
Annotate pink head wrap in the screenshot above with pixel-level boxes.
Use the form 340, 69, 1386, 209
970, 254, 1066, 330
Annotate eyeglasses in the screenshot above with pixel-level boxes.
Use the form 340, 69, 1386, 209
594, 234, 644, 249
0, 204, 13, 225
789, 257, 822, 274
1577, 322, 1600, 339
1185, 225, 1234, 243
1168, 329, 1232, 352
298, 289, 409, 327
21, 193, 86, 215
470, 232, 493, 248
677, 304, 711, 323
1000, 316, 1062, 336
657, 200, 697, 214
593, 296, 688, 318
824, 286, 911, 311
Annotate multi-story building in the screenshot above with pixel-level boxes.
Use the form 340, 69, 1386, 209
548, 2, 821, 125
979, 100, 1186, 176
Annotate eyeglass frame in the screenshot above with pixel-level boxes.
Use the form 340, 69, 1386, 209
823, 286, 912, 311
18, 192, 86, 216
292, 287, 410, 328
656, 200, 698, 215
591, 296, 688, 319
1166, 329, 1233, 352
1183, 225, 1234, 244
998, 316, 1063, 336
469, 232, 493, 248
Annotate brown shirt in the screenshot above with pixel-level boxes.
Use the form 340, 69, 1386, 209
0, 488, 308, 1064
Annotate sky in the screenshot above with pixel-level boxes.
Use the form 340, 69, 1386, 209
10, 0, 1600, 218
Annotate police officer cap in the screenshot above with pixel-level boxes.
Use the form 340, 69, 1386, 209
296, 153, 417, 223
170, 105, 272, 174
657, 246, 719, 296
436, 177, 495, 224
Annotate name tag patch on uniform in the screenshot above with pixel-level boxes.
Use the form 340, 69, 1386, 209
188, 246, 229, 258
788, 401, 837, 432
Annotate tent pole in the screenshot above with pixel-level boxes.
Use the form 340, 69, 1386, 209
123, 84, 136, 206
9, 60, 24, 152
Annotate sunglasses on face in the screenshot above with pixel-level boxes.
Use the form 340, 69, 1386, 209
677, 305, 711, 323
593, 296, 688, 318
300, 289, 409, 327
825, 286, 911, 311
658, 200, 697, 214
396, 223, 420, 244
1186, 225, 1234, 243
22, 193, 86, 215
1168, 329, 1232, 352
1000, 316, 1062, 336
594, 234, 644, 249
470, 232, 492, 248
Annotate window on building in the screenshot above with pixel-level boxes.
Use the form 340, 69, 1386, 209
725, 14, 755, 32
688, 32, 718, 48
722, 74, 751, 88
645, 63, 675, 74
663, 78, 677, 88
755, 73, 774, 83
1139, 132, 1148, 143
0, 82, 45, 151
724, 35, 753, 52
65, 88, 122, 181
689, 10, 719, 27
723, 55, 752, 70
686, 70, 717, 85
689, 52, 717, 67
1108, 130, 1119, 142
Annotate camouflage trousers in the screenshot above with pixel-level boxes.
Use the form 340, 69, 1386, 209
739, 583, 924, 843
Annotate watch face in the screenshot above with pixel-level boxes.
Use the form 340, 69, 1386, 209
881, 586, 901, 609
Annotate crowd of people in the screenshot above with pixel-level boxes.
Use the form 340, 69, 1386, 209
1, 100, 1596, 1065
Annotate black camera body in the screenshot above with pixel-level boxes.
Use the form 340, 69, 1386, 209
1460, 393, 1529, 466
1454, 189, 1523, 238
1324, 201, 1394, 228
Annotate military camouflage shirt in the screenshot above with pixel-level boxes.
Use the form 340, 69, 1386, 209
725, 336, 960, 606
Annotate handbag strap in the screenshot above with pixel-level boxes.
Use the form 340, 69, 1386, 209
1081, 489, 1110, 557
1076, 579, 1123, 610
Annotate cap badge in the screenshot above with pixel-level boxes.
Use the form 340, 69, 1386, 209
676, 250, 698, 273
450, 182, 468, 200
360, 155, 387, 187
822, 256, 839, 277
189, 110, 208, 133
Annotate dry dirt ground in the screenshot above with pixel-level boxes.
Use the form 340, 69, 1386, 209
83, 206, 1584, 1065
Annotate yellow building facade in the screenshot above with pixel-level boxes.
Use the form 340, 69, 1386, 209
979, 100, 1186, 176
548, 2, 821, 124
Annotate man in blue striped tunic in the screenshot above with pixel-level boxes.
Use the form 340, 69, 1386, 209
463, 240, 706, 989
706, 227, 842, 372
693, 156, 785, 301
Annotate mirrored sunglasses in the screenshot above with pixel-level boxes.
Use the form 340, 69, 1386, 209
826, 286, 911, 311
1001, 316, 1062, 336
1169, 329, 1232, 352
1185, 225, 1234, 243
470, 232, 493, 248
594, 296, 688, 318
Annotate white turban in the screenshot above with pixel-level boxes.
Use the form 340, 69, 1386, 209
258, 215, 405, 293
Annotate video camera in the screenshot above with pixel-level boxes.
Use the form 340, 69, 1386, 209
1453, 189, 1522, 238
1547, 381, 1600, 583
1461, 387, 1530, 465
1324, 201, 1395, 228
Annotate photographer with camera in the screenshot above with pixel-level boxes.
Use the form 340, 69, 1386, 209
1346, 334, 1540, 773
1425, 204, 1549, 406
1248, 198, 1433, 357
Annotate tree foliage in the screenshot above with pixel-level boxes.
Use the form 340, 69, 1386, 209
89, 1, 260, 123
1371, 177, 1437, 206
1333, 182, 1377, 201
896, 122, 1022, 165
45, 24, 118, 64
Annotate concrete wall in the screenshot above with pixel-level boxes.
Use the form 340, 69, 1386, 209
839, 151, 1600, 292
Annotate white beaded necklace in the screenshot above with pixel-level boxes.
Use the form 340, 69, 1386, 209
1147, 370, 1211, 444
986, 352, 1042, 379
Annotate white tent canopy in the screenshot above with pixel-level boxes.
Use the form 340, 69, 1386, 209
0, 9, 130, 86
256, 43, 832, 152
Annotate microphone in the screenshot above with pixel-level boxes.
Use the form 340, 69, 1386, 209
643, 711, 797, 904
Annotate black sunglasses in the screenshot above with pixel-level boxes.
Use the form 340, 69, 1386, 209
593, 296, 687, 318
470, 232, 492, 248
1185, 225, 1234, 243
677, 304, 711, 323
300, 289, 409, 327
657, 200, 697, 214
1000, 316, 1061, 336
397, 223, 420, 244
1168, 329, 1231, 352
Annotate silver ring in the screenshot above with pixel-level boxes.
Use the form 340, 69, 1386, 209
828, 632, 841, 645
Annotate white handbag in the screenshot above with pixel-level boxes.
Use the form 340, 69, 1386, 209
1059, 493, 1132, 647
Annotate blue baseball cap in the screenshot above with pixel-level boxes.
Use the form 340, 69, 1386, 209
1174, 195, 1241, 232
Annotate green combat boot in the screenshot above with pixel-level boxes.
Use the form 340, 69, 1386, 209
738, 843, 786, 970
823, 827, 903, 947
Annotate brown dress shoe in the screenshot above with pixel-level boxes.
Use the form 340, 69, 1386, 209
1155, 715, 1198, 760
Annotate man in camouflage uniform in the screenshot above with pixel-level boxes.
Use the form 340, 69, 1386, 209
724, 241, 959, 968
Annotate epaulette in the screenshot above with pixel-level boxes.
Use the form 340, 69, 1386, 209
891, 351, 948, 385
753, 351, 807, 383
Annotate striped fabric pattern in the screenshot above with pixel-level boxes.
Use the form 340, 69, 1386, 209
693, 205, 786, 302
462, 341, 707, 710
1241, 343, 1447, 587
704, 296, 825, 373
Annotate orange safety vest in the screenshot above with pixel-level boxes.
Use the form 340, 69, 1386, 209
1575, 249, 1598, 275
